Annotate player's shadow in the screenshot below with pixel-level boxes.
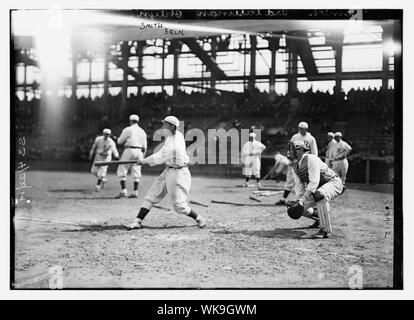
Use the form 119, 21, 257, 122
215, 227, 307, 239
57, 196, 117, 200
49, 189, 92, 194
64, 224, 190, 232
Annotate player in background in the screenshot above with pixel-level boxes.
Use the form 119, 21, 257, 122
286, 141, 343, 239
271, 151, 290, 182
276, 121, 318, 205
116, 114, 147, 198
331, 132, 352, 193
241, 132, 266, 187
89, 128, 119, 192
325, 132, 336, 168
125, 116, 207, 230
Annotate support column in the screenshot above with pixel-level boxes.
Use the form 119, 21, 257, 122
161, 39, 165, 92
172, 40, 179, 96
334, 44, 343, 94
103, 47, 109, 96
382, 25, 393, 89
88, 55, 93, 98
121, 41, 129, 110
269, 38, 278, 93
248, 35, 257, 91
137, 41, 144, 96
210, 37, 217, 90
23, 62, 27, 100
287, 50, 298, 94
71, 51, 78, 100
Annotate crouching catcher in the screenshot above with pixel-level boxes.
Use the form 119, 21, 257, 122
285, 141, 343, 239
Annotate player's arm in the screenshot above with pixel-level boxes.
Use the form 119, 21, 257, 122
89, 138, 98, 161
142, 131, 148, 156
310, 137, 318, 156
110, 139, 120, 160
304, 156, 321, 200
139, 141, 171, 167
117, 128, 129, 145
293, 172, 306, 202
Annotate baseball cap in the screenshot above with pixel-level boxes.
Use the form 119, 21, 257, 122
249, 132, 256, 138
162, 115, 180, 127
103, 128, 111, 135
298, 122, 308, 129
327, 132, 334, 137
334, 132, 342, 137
129, 114, 139, 122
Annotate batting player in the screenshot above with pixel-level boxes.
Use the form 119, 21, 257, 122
116, 114, 147, 198
325, 132, 336, 168
125, 116, 207, 230
331, 132, 352, 191
89, 128, 119, 192
285, 141, 343, 239
241, 132, 266, 187
276, 122, 318, 205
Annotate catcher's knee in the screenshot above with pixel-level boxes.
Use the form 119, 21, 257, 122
313, 190, 326, 202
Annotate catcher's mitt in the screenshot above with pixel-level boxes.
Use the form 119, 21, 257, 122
287, 201, 304, 220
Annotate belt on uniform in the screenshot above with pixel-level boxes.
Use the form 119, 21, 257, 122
126, 146, 144, 150
167, 165, 188, 169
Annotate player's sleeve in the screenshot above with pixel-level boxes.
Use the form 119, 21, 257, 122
294, 171, 306, 200
344, 141, 352, 152
142, 139, 171, 167
143, 131, 148, 150
241, 142, 249, 157
110, 139, 119, 158
117, 128, 129, 145
310, 136, 318, 155
90, 137, 99, 158
305, 156, 321, 195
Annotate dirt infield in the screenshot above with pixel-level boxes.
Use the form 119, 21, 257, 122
13, 170, 394, 288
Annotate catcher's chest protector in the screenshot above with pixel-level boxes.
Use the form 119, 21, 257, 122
294, 155, 336, 188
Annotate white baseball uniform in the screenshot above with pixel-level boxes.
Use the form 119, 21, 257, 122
117, 123, 147, 183
242, 140, 266, 178
285, 132, 318, 191
325, 139, 337, 168
274, 153, 290, 175
331, 140, 352, 184
90, 136, 119, 179
292, 153, 343, 233
140, 130, 192, 215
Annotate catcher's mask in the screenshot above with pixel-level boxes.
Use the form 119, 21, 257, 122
286, 141, 309, 161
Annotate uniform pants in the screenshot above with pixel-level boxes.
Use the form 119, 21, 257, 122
117, 148, 144, 182
142, 167, 192, 215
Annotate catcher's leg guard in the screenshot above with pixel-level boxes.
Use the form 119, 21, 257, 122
316, 198, 332, 234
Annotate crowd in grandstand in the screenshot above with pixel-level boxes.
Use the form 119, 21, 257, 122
14, 86, 394, 162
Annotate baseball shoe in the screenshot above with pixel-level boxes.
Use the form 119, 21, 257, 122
195, 215, 207, 228
95, 185, 101, 192
275, 199, 287, 206
307, 228, 330, 239
101, 178, 107, 189
243, 182, 249, 187
125, 218, 143, 230
115, 192, 128, 199
308, 220, 320, 229
128, 192, 138, 198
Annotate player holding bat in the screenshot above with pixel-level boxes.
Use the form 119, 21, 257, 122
125, 116, 207, 230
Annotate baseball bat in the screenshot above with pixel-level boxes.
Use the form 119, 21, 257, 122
94, 160, 138, 166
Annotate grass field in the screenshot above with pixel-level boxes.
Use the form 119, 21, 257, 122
13, 170, 394, 288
